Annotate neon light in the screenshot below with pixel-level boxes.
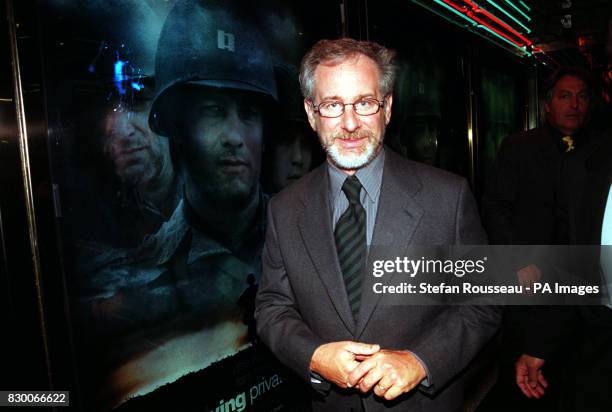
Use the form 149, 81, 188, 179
473, 29, 529, 57
114, 60, 125, 80
131, 82, 143, 91
114, 59, 127, 96
466, 10, 523, 46
433, 0, 476, 26
518, 0, 531, 11
522, 46, 533, 57
477, 24, 526, 52
441, 0, 527, 46
504, 0, 531, 21
485, 0, 531, 33
411, 0, 472, 28
468, 1, 532, 45
412, 0, 531, 58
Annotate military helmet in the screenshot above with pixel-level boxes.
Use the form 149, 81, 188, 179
149, 0, 278, 136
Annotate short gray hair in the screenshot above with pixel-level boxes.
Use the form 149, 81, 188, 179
299, 38, 397, 101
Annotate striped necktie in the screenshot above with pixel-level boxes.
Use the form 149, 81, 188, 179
335, 175, 367, 317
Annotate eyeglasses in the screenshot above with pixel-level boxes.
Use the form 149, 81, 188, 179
312, 97, 386, 118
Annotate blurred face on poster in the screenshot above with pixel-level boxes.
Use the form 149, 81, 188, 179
401, 116, 439, 165
271, 125, 313, 191
104, 94, 172, 188
178, 87, 264, 206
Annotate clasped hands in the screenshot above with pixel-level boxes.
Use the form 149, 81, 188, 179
310, 341, 427, 401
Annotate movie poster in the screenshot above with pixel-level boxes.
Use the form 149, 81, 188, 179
40, 1, 335, 409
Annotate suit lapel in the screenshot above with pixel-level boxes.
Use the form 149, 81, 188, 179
356, 151, 424, 337
298, 165, 356, 333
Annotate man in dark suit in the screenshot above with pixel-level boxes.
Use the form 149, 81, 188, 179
483, 67, 592, 247
255, 38, 500, 411
516, 131, 612, 411
479, 68, 592, 412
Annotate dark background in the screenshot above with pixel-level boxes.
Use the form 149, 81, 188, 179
1, 0, 611, 410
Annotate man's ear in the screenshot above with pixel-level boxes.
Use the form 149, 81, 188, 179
384, 94, 393, 126
304, 99, 318, 132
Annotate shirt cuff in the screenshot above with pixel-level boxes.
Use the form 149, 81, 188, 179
310, 371, 323, 384
309, 370, 332, 394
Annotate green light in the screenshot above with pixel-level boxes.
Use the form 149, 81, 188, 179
432, 0, 477, 26
479, 30, 532, 57
477, 24, 528, 55
504, 0, 531, 21
485, 0, 531, 33
411, 0, 531, 58
411, 0, 471, 29
518, 1, 531, 11
475, 29, 531, 57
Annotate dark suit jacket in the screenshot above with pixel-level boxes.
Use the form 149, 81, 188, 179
525, 132, 612, 411
558, 132, 612, 245
255, 149, 501, 411
482, 126, 563, 245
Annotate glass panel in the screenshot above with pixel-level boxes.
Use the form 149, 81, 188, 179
368, 0, 471, 178
479, 67, 523, 182
475, 50, 528, 194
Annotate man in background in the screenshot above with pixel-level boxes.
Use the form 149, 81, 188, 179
480, 67, 593, 411
516, 130, 612, 411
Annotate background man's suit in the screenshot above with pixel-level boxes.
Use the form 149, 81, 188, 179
482, 125, 571, 245
479, 125, 584, 412
524, 132, 612, 411
256, 148, 500, 411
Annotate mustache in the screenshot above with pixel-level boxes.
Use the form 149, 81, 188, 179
330, 130, 376, 141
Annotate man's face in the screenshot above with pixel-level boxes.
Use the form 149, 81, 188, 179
179, 87, 263, 205
304, 54, 392, 172
271, 127, 313, 191
104, 97, 170, 187
545, 75, 590, 135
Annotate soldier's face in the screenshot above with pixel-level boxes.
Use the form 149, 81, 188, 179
545, 75, 590, 135
271, 129, 313, 191
181, 88, 263, 204
104, 98, 170, 187
304, 54, 392, 173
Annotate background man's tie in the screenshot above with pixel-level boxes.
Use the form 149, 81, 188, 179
334, 175, 367, 318
562, 135, 575, 152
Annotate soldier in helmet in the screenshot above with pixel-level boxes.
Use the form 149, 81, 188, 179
263, 66, 321, 193
266, 121, 317, 193
100, 78, 182, 247
85, 1, 278, 405
147, 0, 276, 256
